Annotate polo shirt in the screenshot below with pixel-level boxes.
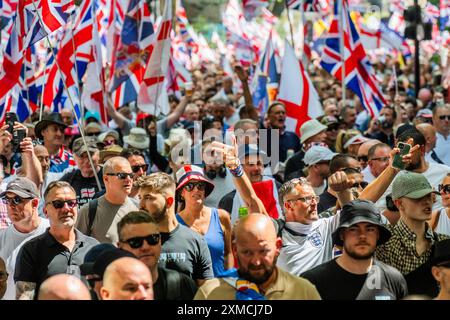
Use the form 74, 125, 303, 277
14, 228, 99, 297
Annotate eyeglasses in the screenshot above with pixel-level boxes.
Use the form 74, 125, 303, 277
184, 182, 206, 192
122, 234, 161, 249
106, 172, 134, 180
47, 199, 78, 209
286, 195, 320, 205
131, 164, 149, 174
341, 167, 362, 174
351, 181, 369, 189
439, 115, 450, 120
357, 155, 368, 163
370, 156, 390, 162
1, 195, 32, 206
439, 184, 450, 194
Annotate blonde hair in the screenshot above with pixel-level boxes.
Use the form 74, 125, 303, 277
135, 172, 175, 194
335, 129, 361, 154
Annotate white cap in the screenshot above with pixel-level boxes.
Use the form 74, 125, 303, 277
343, 134, 369, 149
304, 146, 337, 166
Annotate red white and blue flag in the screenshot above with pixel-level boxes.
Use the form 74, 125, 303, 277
320, 0, 386, 117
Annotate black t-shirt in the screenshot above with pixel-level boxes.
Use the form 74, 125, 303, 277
301, 259, 408, 300
284, 150, 305, 180
153, 267, 197, 300
318, 191, 337, 213
60, 168, 104, 208
159, 224, 214, 281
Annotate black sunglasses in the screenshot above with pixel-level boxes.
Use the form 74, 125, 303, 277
439, 115, 450, 120
2, 195, 32, 206
357, 155, 368, 163
131, 164, 149, 174
341, 167, 362, 174
122, 234, 161, 249
47, 199, 78, 209
351, 181, 369, 189
184, 182, 206, 192
106, 172, 134, 179
439, 184, 450, 194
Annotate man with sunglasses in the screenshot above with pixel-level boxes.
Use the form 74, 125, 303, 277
117, 211, 197, 300
432, 104, 450, 166
120, 149, 149, 204
14, 181, 98, 300
364, 143, 392, 184
76, 157, 138, 243
60, 136, 104, 208
0, 177, 49, 300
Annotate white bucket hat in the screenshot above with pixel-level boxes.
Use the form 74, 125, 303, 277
300, 119, 327, 144
123, 128, 149, 150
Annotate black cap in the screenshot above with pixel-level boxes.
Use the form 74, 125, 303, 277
332, 199, 391, 246
432, 239, 450, 267
80, 243, 117, 276
92, 248, 136, 279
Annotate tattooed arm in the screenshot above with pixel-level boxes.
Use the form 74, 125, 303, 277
16, 281, 36, 300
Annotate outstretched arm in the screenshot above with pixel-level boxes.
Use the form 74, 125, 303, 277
234, 65, 259, 121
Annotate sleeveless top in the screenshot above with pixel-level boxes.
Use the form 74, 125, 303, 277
176, 208, 225, 277
436, 208, 450, 236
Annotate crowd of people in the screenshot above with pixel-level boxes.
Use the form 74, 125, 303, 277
1, 55, 450, 301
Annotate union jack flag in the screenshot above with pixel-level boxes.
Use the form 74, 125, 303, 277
320, 0, 385, 117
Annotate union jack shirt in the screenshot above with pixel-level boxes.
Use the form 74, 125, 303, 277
49, 146, 76, 173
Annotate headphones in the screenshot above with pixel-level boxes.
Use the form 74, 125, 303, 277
205, 165, 227, 179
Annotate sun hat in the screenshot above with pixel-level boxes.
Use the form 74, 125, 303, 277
300, 119, 327, 144
175, 165, 214, 198
123, 128, 149, 150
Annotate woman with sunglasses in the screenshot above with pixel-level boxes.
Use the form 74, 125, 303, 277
430, 174, 450, 236
175, 165, 234, 277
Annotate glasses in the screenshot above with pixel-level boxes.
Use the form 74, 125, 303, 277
341, 167, 362, 174
106, 172, 134, 180
131, 164, 149, 173
439, 184, 450, 194
357, 156, 368, 163
370, 156, 390, 162
47, 199, 78, 209
2, 195, 32, 206
286, 195, 320, 205
122, 234, 161, 249
439, 115, 450, 120
351, 181, 369, 189
184, 182, 206, 192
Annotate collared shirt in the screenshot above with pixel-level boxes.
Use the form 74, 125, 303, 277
194, 267, 321, 300
375, 219, 449, 275
49, 146, 76, 173
14, 228, 99, 297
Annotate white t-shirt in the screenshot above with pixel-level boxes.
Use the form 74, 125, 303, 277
435, 133, 450, 166
0, 218, 50, 300
362, 166, 376, 183
375, 162, 450, 211
277, 214, 341, 276
312, 181, 327, 196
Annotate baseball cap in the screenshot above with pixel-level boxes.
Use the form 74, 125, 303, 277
416, 109, 433, 118
300, 119, 327, 144
0, 177, 39, 199
391, 171, 438, 200
80, 243, 117, 276
343, 134, 369, 149
72, 136, 99, 157
331, 199, 391, 246
320, 116, 339, 128
92, 248, 137, 279
304, 146, 337, 166
238, 144, 267, 162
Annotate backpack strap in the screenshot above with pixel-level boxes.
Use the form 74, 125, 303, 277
87, 198, 98, 237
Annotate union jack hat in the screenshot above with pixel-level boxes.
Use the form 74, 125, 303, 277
175, 165, 214, 197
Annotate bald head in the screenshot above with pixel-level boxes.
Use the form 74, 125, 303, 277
103, 156, 130, 174
101, 257, 153, 300
418, 88, 432, 105
416, 123, 437, 152
234, 214, 277, 244
357, 140, 380, 168
38, 274, 91, 300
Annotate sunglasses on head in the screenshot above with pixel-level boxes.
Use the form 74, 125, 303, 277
2, 195, 31, 206
184, 181, 206, 192
122, 234, 161, 249
438, 184, 450, 194
106, 172, 134, 180
439, 115, 450, 121
47, 199, 77, 209
131, 164, 149, 173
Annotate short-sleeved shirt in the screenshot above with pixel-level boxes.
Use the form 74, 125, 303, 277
301, 259, 408, 300
159, 224, 214, 281
76, 195, 138, 244
14, 228, 99, 297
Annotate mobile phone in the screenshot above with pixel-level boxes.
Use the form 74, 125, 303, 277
5, 112, 18, 135
392, 142, 411, 170
12, 129, 26, 153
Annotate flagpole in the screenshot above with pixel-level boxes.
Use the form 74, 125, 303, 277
285, 0, 295, 48
300, 3, 306, 65
39, 51, 48, 121
30, 0, 102, 192
338, 0, 346, 103
69, 12, 83, 122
